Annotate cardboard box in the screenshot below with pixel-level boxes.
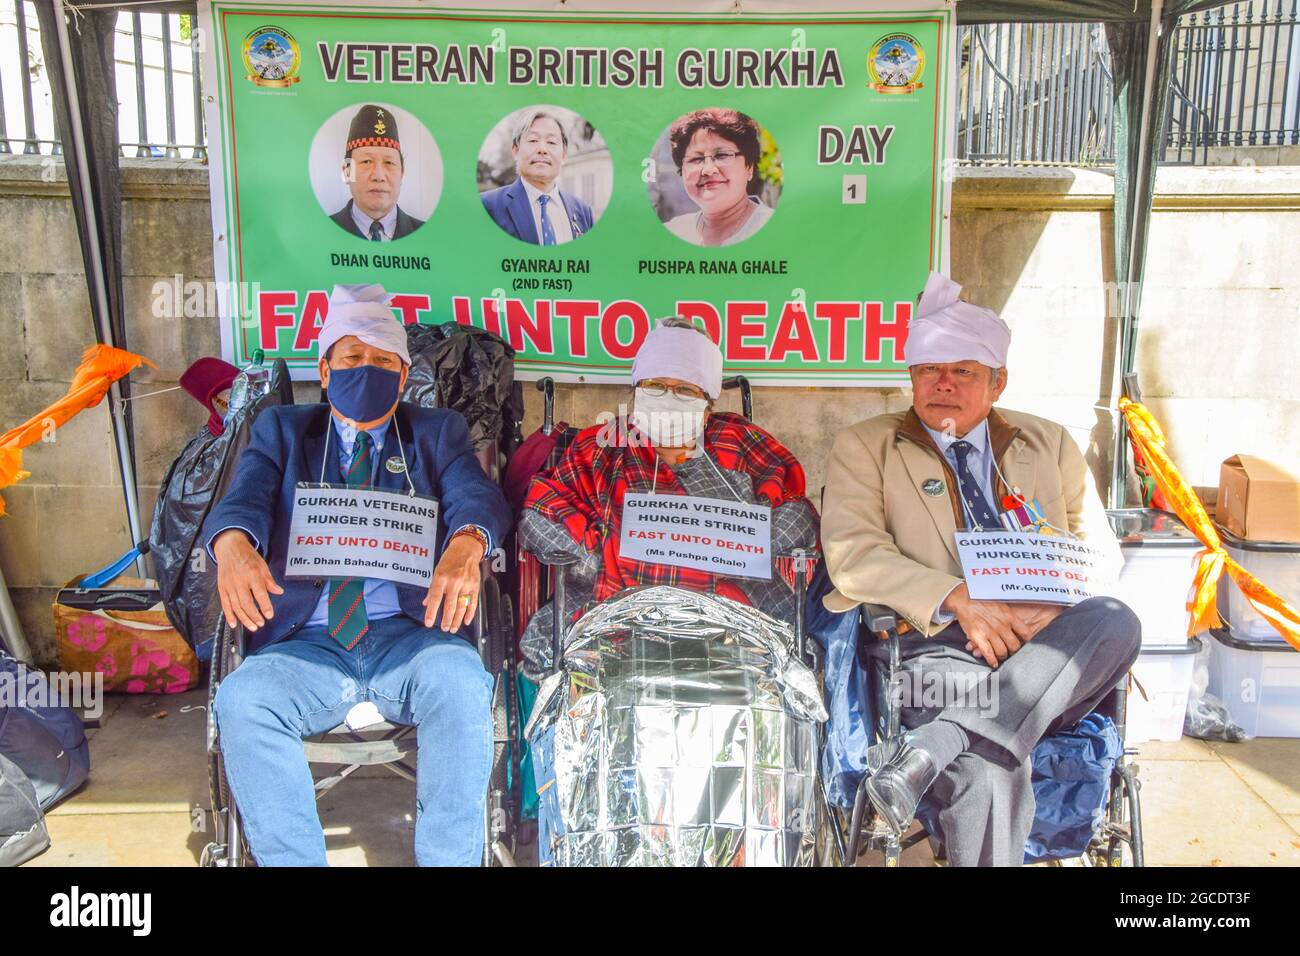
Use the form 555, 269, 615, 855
1217, 455, 1300, 542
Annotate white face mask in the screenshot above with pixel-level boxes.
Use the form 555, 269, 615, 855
631, 387, 708, 447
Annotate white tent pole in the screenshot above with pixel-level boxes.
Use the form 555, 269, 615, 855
52, 0, 147, 577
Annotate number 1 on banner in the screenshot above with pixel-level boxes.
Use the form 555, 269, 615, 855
842, 174, 867, 204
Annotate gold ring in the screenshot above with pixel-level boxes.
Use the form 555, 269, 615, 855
459, 594, 472, 605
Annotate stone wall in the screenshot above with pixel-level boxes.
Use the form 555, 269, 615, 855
1, 155, 1297, 663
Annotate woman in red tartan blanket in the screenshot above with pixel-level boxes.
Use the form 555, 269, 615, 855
519, 317, 820, 677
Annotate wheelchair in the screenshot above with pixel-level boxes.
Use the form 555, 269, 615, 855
200, 565, 518, 867
835, 602, 1145, 868
516, 375, 843, 866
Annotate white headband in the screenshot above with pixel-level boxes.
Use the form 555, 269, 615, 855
905, 271, 1011, 369
317, 284, 411, 365
631, 323, 724, 399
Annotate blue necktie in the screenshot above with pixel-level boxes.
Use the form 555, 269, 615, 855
537, 194, 556, 246
951, 440, 1000, 530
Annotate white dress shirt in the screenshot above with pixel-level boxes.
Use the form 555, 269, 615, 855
351, 202, 398, 241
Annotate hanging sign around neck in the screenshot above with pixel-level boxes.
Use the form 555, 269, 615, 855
954, 530, 1119, 604
620, 492, 772, 580
286, 483, 439, 587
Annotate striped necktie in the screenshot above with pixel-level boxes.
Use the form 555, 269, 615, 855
951, 439, 1001, 531
327, 431, 372, 649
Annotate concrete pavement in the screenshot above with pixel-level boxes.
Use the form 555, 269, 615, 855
22, 688, 1300, 867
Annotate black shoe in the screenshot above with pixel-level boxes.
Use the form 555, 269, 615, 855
864, 742, 941, 837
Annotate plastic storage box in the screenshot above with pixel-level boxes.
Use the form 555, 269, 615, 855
1215, 525, 1300, 644
1108, 509, 1201, 648
1126, 639, 1201, 743
1206, 626, 1300, 738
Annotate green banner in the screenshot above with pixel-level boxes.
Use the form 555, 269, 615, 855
201, 2, 955, 383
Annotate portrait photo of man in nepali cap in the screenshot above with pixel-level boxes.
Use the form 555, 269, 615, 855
329, 103, 427, 241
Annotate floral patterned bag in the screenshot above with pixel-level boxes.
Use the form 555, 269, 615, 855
53, 576, 199, 694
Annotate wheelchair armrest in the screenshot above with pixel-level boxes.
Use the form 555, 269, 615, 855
860, 603, 898, 634
471, 556, 505, 638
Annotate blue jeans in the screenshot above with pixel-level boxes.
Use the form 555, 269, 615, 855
214, 615, 493, 866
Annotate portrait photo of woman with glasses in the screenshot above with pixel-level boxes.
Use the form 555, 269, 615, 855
647, 107, 782, 248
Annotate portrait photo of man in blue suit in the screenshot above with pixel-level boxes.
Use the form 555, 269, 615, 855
479, 110, 595, 246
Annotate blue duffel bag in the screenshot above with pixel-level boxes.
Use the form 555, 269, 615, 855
0, 753, 48, 866
0, 651, 90, 810
915, 712, 1123, 863
1022, 712, 1122, 863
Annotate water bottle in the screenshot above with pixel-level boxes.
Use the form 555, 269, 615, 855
225, 349, 270, 421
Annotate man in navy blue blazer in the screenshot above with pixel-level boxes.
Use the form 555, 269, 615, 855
202, 284, 511, 867
480, 110, 594, 245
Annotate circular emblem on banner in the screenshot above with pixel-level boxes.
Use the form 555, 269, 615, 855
242, 26, 301, 88
867, 33, 925, 94
385, 456, 407, 475
922, 478, 945, 497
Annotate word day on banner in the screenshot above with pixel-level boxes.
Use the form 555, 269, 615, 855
200, 0, 956, 384
621, 493, 772, 580
286, 485, 439, 587
954, 531, 1120, 605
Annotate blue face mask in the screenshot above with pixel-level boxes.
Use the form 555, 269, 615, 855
326, 363, 402, 423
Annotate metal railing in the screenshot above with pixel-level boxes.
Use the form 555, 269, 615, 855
1168, 1, 1300, 153
0, 2, 1297, 165
957, 2, 1300, 165
958, 21, 1117, 165
0, 0, 204, 159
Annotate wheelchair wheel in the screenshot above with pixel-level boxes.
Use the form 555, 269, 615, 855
202, 623, 254, 868
1089, 760, 1143, 867
481, 577, 517, 864
481, 576, 507, 678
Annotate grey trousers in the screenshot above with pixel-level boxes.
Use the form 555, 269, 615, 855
895, 596, 1142, 866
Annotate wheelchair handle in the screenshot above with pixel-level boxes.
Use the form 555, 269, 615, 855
861, 603, 898, 634
536, 377, 556, 436
721, 375, 752, 420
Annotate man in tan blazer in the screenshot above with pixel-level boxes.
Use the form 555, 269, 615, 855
822, 272, 1140, 866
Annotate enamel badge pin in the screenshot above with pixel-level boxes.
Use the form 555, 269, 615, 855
922, 478, 945, 497
385, 456, 407, 474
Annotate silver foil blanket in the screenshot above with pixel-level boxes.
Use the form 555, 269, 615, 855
527, 586, 828, 867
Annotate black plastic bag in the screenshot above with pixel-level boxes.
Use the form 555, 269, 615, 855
403, 323, 521, 455
148, 359, 294, 656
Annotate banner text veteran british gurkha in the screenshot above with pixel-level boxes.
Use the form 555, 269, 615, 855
317, 43, 845, 89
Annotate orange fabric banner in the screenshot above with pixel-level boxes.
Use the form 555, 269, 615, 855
1118, 398, 1300, 650
0, 345, 153, 512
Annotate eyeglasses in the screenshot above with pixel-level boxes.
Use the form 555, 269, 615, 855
637, 380, 707, 401
683, 149, 743, 171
